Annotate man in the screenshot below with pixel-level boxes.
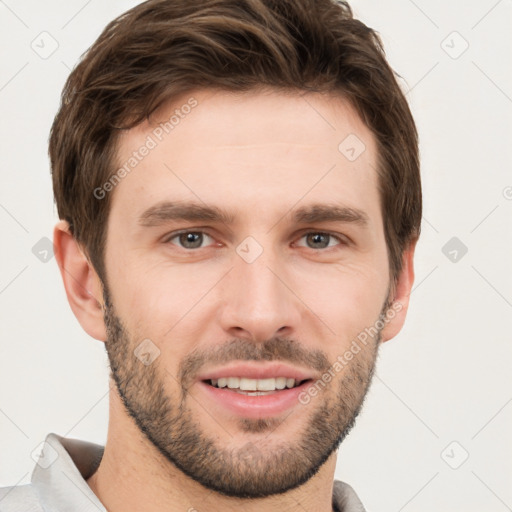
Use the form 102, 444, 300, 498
0, 0, 421, 510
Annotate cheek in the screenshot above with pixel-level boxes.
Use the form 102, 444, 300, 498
108, 235, 389, 353
293, 261, 388, 336
112, 258, 224, 339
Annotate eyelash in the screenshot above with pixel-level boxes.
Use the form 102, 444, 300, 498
164, 230, 349, 251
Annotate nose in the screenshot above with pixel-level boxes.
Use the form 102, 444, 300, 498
218, 245, 302, 343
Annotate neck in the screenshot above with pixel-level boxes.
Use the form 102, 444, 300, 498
87, 388, 337, 512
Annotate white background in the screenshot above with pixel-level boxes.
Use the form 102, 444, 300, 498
0, 1, 511, 510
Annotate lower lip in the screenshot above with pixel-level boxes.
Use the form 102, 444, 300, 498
196, 380, 313, 419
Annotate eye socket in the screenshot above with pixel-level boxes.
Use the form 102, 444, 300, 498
294, 232, 347, 250
166, 231, 216, 250
164, 230, 347, 251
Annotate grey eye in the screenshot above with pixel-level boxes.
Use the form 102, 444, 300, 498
296, 232, 342, 250
306, 233, 330, 249
169, 231, 214, 249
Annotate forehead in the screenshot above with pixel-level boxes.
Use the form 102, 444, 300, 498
110, 88, 380, 231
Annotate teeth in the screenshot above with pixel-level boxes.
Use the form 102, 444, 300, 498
240, 378, 257, 391
210, 377, 300, 391
227, 377, 239, 389
275, 377, 287, 390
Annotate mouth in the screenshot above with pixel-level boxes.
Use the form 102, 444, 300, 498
194, 362, 318, 417
197, 377, 315, 419
203, 377, 312, 396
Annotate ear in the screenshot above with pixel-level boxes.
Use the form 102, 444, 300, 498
53, 220, 107, 341
380, 239, 417, 343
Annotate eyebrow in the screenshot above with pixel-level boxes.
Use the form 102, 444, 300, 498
138, 200, 369, 228
139, 201, 235, 227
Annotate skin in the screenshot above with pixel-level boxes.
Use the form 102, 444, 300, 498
54, 88, 416, 512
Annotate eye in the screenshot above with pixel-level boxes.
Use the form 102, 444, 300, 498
166, 231, 215, 249
295, 232, 346, 250
164, 230, 347, 251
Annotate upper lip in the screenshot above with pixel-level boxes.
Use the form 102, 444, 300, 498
196, 362, 316, 382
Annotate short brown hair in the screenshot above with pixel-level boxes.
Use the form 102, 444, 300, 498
50, 0, 421, 286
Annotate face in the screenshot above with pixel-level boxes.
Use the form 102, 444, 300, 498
101, 88, 393, 498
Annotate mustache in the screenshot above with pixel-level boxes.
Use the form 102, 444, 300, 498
178, 336, 332, 388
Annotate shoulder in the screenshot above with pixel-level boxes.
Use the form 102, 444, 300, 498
332, 479, 367, 512
0, 482, 45, 512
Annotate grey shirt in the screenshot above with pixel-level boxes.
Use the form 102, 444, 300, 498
0, 433, 366, 511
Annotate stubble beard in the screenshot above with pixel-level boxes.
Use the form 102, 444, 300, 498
102, 286, 382, 498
